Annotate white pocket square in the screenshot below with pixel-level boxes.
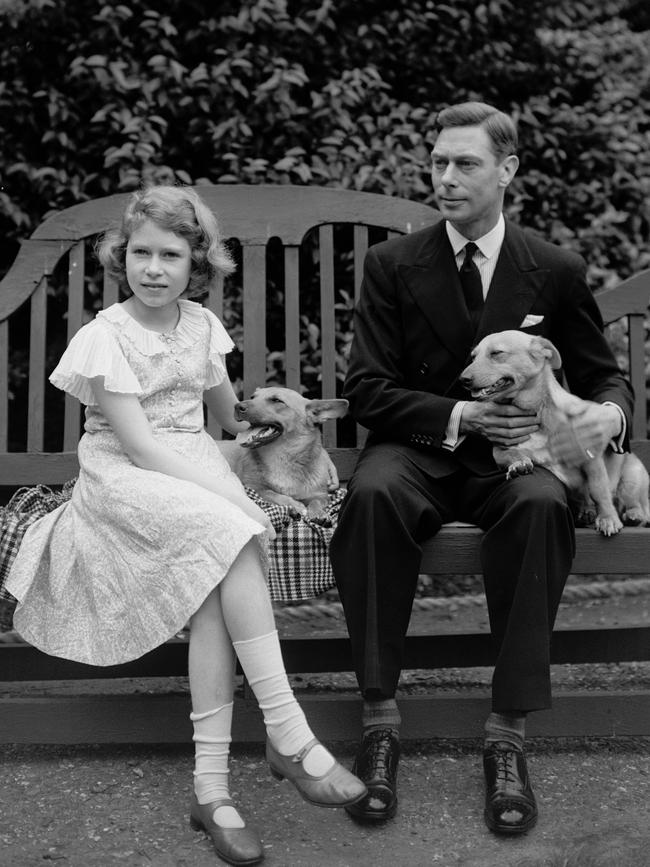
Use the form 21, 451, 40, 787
520, 314, 544, 328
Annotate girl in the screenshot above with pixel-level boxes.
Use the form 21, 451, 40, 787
6, 185, 365, 866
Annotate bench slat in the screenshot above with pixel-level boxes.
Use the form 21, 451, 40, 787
242, 245, 266, 398
63, 242, 84, 450
319, 225, 337, 447
27, 280, 47, 452
284, 246, 301, 392
0, 319, 8, 451
2, 624, 649, 681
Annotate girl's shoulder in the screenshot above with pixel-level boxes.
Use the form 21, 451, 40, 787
180, 300, 234, 355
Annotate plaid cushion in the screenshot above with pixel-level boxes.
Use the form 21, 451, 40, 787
244, 487, 345, 602
0, 482, 76, 631
0, 480, 345, 630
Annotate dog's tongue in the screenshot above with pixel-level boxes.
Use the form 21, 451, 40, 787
235, 425, 282, 449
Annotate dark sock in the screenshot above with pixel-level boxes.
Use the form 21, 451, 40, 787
484, 711, 526, 750
362, 698, 401, 735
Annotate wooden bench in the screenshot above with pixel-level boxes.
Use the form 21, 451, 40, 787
1, 184, 649, 744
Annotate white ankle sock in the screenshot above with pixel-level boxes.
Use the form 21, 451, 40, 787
233, 630, 334, 776
190, 703, 244, 829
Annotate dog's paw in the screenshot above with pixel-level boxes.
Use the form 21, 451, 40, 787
620, 506, 650, 527
576, 505, 597, 527
594, 514, 623, 536
506, 459, 534, 480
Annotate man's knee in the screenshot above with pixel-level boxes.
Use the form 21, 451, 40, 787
505, 472, 571, 519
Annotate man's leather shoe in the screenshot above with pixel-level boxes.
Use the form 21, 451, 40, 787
483, 741, 538, 835
345, 727, 400, 821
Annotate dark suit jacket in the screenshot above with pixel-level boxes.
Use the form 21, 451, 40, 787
344, 218, 634, 477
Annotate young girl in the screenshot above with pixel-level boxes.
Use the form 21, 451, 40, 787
6, 185, 365, 866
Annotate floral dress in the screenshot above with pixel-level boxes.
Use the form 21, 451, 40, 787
6, 300, 267, 665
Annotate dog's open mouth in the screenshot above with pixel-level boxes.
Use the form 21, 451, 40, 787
235, 424, 283, 449
470, 376, 514, 399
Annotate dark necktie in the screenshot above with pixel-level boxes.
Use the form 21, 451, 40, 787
459, 242, 484, 325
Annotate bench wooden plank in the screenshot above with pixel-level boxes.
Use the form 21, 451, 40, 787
27, 280, 47, 452
0, 319, 8, 451
2, 691, 650, 744
63, 241, 84, 450
3, 624, 649, 681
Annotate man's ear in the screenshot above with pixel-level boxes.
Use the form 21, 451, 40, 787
306, 399, 349, 423
498, 154, 519, 188
530, 336, 562, 370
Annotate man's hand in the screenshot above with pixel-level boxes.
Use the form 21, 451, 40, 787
549, 402, 622, 467
460, 401, 539, 447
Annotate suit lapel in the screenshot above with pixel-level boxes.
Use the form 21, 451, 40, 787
475, 222, 550, 342
398, 224, 475, 362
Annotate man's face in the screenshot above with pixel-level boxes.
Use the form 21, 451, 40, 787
430, 125, 518, 239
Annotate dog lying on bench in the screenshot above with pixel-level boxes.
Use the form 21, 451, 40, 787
219, 387, 348, 518
460, 330, 650, 536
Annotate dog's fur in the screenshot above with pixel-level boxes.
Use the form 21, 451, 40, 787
459, 330, 650, 536
219, 387, 348, 518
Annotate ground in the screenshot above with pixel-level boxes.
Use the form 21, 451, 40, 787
2, 738, 650, 866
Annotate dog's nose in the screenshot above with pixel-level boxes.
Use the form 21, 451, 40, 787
234, 402, 247, 414
458, 374, 472, 390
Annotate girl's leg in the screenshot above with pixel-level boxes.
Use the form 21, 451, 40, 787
219, 541, 329, 770
218, 540, 366, 806
188, 588, 242, 829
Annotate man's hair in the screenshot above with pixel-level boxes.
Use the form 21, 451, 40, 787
435, 102, 518, 160
97, 184, 236, 298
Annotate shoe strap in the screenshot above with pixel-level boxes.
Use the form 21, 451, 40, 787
292, 737, 320, 764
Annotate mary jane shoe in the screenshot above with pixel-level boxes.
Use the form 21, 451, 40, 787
267, 738, 367, 807
189, 794, 264, 865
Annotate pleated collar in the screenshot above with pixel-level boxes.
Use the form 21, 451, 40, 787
97, 299, 220, 356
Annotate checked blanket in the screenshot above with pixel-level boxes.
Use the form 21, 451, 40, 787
0, 481, 345, 632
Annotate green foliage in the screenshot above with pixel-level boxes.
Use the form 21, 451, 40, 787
1, 0, 649, 289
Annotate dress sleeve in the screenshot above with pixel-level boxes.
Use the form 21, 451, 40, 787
49, 319, 143, 406
203, 308, 236, 389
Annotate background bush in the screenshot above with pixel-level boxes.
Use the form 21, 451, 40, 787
2, 0, 649, 287
1, 0, 649, 436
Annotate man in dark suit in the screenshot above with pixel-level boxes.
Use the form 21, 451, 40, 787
330, 101, 633, 834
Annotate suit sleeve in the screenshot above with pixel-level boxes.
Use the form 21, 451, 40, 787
343, 245, 458, 446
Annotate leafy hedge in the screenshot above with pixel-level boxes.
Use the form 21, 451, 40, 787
2, 0, 649, 290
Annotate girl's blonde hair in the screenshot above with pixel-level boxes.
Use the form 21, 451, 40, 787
97, 185, 236, 298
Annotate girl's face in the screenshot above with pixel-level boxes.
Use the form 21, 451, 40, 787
125, 220, 192, 310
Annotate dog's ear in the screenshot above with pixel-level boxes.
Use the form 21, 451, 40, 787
306, 399, 349, 422
529, 336, 562, 370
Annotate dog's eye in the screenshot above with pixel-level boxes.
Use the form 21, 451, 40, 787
490, 350, 505, 359
269, 397, 284, 404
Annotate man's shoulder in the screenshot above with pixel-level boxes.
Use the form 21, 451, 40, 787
367, 221, 444, 263
506, 221, 585, 270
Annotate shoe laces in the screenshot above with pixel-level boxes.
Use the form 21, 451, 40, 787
492, 744, 521, 787
362, 728, 397, 776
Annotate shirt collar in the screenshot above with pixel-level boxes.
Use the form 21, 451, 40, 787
445, 213, 505, 260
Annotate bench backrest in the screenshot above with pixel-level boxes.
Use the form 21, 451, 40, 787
0, 184, 648, 488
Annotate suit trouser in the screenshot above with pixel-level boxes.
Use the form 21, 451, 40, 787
330, 442, 576, 713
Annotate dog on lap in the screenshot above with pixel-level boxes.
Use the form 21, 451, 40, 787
331, 101, 634, 834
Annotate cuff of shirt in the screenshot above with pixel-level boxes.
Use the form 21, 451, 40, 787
603, 401, 627, 452
442, 401, 467, 451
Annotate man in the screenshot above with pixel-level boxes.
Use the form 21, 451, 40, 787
330, 101, 633, 834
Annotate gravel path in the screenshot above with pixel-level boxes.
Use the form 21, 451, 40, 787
2, 738, 650, 866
